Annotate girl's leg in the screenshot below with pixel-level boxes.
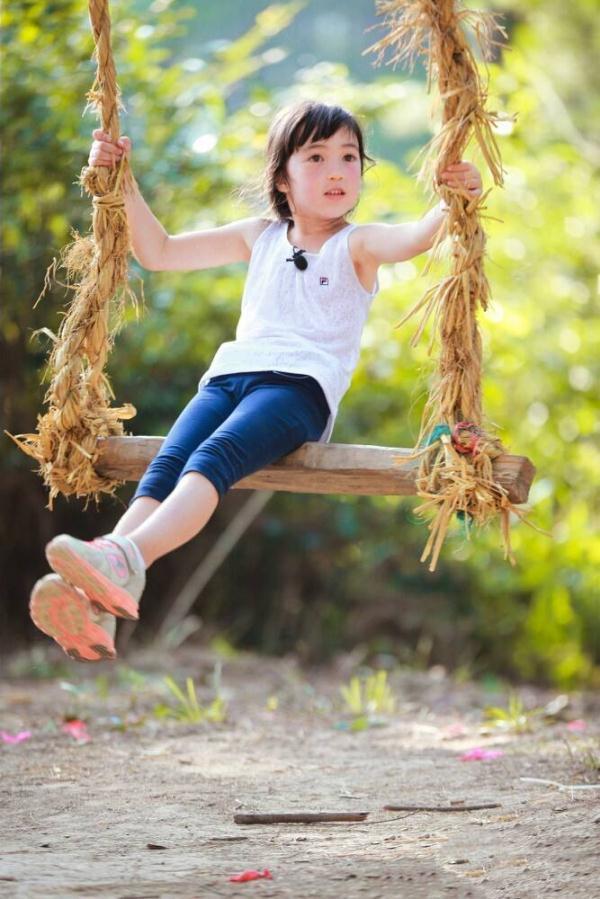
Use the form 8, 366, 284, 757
38, 383, 235, 624
110, 382, 237, 541
121, 374, 329, 566
113, 496, 160, 537
125, 472, 219, 567
129, 381, 235, 506
33, 373, 328, 659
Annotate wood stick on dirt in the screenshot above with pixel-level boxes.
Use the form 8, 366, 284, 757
520, 777, 600, 792
234, 812, 369, 825
383, 802, 501, 812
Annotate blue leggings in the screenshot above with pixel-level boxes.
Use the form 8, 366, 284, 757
132, 370, 330, 502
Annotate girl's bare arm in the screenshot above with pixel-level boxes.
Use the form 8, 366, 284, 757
89, 130, 267, 271
354, 161, 483, 266
146, 216, 270, 271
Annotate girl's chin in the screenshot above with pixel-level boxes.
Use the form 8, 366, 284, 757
293, 202, 356, 221
322, 198, 356, 215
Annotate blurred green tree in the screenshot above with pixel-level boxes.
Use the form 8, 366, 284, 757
1, 0, 598, 686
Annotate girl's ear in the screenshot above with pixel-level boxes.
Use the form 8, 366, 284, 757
275, 168, 289, 193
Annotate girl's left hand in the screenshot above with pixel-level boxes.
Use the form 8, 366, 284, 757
438, 161, 482, 196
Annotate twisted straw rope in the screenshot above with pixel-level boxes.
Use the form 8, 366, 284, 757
11, 0, 139, 507
367, 0, 541, 570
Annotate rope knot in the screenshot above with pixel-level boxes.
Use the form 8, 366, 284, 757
92, 192, 125, 210
451, 421, 485, 455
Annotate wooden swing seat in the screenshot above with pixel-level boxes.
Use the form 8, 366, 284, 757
96, 436, 535, 502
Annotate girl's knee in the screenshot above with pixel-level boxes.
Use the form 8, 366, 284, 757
136, 448, 191, 501
176, 469, 222, 503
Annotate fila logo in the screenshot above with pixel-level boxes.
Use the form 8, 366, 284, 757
320, 276, 329, 286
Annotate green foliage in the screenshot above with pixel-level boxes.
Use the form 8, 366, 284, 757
116, 665, 150, 694
153, 674, 227, 724
94, 674, 111, 701
209, 635, 240, 659
447, 0, 600, 688
483, 692, 539, 734
5, 646, 72, 680
2, 0, 599, 686
340, 669, 396, 717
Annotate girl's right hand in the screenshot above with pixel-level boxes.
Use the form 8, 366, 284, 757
89, 129, 132, 167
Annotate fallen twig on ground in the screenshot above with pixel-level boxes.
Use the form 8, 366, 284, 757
521, 777, 600, 792
383, 802, 501, 812
234, 812, 369, 825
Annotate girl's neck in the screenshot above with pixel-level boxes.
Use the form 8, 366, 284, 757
287, 216, 349, 252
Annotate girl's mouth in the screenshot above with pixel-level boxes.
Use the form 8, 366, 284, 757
325, 189, 345, 197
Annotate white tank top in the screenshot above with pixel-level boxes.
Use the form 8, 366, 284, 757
198, 219, 379, 442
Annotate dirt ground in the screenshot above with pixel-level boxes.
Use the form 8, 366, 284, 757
1, 644, 599, 899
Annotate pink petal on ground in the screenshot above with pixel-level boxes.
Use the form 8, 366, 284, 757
460, 747, 504, 761
229, 869, 273, 882
0, 730, 33, 744
61, 720, 91, 743
566, 719, 587, 732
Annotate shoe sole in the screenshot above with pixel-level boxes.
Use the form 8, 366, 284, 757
46, 538, 139, 621
30, 578, 116, 663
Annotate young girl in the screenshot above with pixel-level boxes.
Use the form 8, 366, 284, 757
30, 100, 482, 662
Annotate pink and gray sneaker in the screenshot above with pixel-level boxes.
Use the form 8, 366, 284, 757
45, 533, 145, 621
30, 574, 117, 662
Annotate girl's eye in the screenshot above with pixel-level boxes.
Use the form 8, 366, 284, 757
306, 152, 358, 162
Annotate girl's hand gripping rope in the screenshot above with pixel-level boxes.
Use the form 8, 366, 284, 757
89, 129, 132, 168
437, 161, 483, 197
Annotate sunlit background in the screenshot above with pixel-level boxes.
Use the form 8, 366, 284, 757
2, 0, 599, 686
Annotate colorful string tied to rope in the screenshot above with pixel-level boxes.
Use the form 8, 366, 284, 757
422, 423, 481, 534
423, 423, 451, 448
451, 421, 486, 456
450, 422, 486, 534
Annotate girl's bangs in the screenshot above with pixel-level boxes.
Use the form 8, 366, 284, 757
287, 109, 360, 155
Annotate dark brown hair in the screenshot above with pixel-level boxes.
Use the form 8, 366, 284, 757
258, 100, 375, 221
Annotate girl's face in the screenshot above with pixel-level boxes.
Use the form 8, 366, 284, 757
277, 127, 363, 220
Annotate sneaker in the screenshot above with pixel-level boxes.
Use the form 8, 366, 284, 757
30, 574, 117, 662
45, 534, 144, 620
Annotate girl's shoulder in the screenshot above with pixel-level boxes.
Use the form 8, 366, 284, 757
347, 222, 376, 256
241, 216, 278, 253
347, 224, 380, 293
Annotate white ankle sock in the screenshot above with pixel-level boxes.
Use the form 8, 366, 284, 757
91, 607, 117, 640
124, 536, 147, 572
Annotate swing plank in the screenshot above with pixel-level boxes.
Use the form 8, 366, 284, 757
96, 436, 535, 503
